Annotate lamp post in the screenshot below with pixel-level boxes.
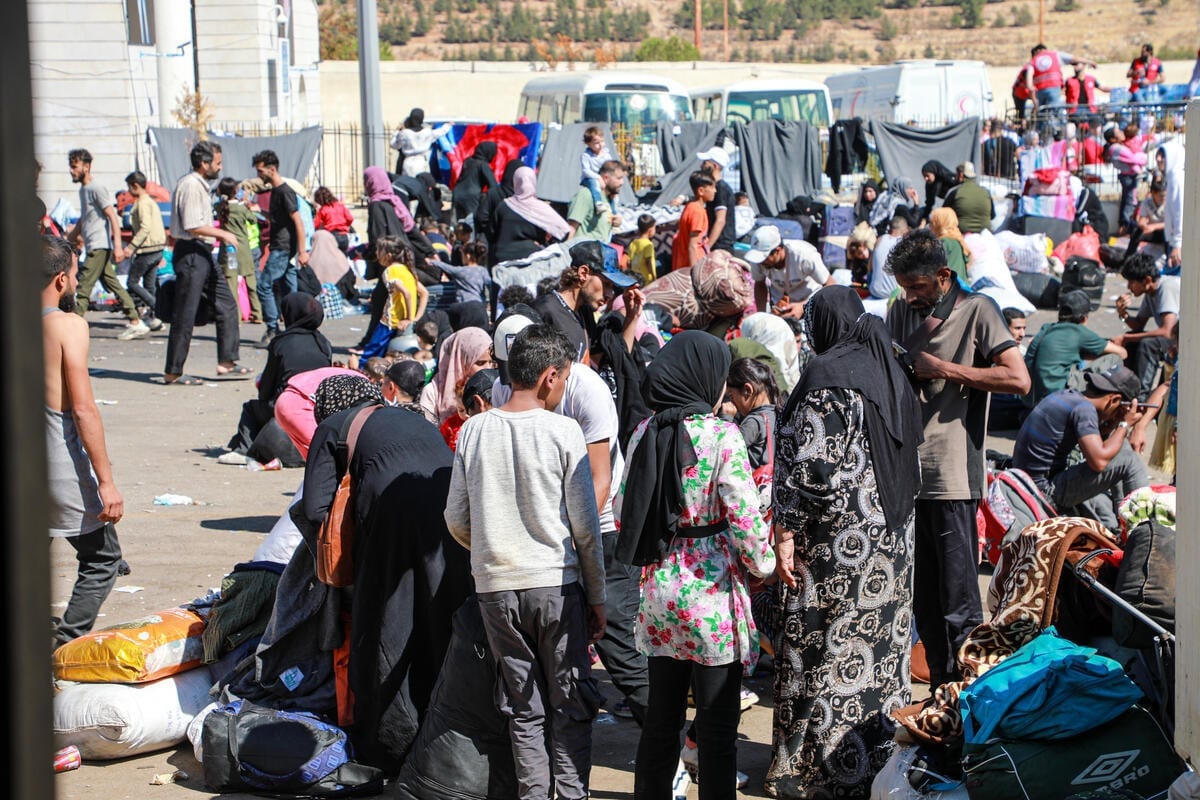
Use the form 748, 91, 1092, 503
357, 0, 386, 172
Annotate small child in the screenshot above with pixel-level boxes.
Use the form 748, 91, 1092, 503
497, 284, 534, 312
216, 178, 264, 324
581, 125, 616, 215
433, 239, 490, 306
444, 324, 606, 800
627, 214, 658, 285
313, 186, 355, 253
451, 221, 473, 265
361, 356, 391, 385
362, 236, 429, 360
734, 191, 756, 239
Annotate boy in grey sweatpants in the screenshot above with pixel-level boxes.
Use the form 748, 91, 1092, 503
445, 324, 607, 800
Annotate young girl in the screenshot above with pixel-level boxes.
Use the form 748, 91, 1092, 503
313, 186, 355, 253
362, 236, 428, 360
216, 178, 264, 324
433, 239, 490, 306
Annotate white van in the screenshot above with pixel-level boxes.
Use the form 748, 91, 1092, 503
517, 72, 692, 129
690, 79, 832, 128
825, 60, 993, 125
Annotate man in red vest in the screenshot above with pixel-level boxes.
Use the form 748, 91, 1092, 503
1026, 43, 1096, 117
1127, 43, 1164, 103
1012, 64, 1032, 122
1064, 62, 1110, 118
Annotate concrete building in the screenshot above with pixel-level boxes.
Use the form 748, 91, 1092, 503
31, 0, 321, 215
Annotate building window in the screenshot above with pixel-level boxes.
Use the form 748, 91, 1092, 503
126, 0, 155, 46
267, 59, 279, 118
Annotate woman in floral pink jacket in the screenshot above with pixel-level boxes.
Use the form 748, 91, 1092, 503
615, 330, 775, 800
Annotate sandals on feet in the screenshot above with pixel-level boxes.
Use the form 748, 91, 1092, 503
163, 374, 204, 386
216, 364, 253, 377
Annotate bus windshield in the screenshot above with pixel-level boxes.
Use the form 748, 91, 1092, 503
583, 92, 692, 127
727, 89, 830, 126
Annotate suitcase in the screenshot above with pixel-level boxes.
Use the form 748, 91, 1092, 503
1010, 271, 1061, 309
753, 216, 809, 243
1018, 214, 1074, 248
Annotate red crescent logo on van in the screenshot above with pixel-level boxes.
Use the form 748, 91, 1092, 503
850, 90, 863, 116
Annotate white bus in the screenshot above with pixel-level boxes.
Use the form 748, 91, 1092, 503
517, 72, 692, 130
689, 79, 833, 128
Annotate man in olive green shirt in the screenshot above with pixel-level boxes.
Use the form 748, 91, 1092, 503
567, 160, 624, 243
124, 170, 165, 328
945, 161, 994, 234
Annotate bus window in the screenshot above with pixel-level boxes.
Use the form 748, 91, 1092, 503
583, 92, 691, 126
727, 90, 829, 126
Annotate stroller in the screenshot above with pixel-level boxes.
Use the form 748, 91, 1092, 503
881, 516, 1187, 799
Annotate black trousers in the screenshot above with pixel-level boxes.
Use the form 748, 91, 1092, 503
912, 498, 984, 688
56, 523, 122, 647
1125, 335, 1170, 403
635, 657, 741, 800
592, 532, 649, 724
165, 240, 241, 375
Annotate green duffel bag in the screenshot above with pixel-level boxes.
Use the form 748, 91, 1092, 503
962, 705, 1184, 800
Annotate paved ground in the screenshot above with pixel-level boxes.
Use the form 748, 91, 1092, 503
52, 269, 1157, 799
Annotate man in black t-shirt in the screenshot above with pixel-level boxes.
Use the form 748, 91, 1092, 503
533, 240, 636, 362
252, 150, 309, 345
697, 147, 736, 253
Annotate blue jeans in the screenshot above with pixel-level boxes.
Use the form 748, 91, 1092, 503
258, 248, 297, 332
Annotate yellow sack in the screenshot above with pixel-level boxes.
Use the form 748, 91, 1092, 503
53, 607, 205, 683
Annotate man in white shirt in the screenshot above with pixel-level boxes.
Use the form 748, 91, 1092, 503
743, 225, 835, 318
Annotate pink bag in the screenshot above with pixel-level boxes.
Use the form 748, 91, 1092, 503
1053, 226, 1101, 264
1024, 167, 1071, 196
236, 276, 252, 321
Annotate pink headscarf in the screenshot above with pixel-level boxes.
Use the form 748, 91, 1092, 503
503, 166, 571, 241
363, 166, 415, 232
427, 327, 494, 423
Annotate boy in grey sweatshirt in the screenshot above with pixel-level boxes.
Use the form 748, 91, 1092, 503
445, 324, 606, 800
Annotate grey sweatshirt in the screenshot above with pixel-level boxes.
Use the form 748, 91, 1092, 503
445, 407, 606, 605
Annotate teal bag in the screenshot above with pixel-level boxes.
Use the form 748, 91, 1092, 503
959, 626, 1141, 745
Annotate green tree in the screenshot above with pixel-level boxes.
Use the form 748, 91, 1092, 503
958, 0, 984, 28
673, 0, 735, 30
634, 36, 700, 61
1011, 4, 1033, 26
878, 15, 897, 40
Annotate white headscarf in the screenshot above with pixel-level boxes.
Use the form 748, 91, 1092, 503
740, 312, 801, 393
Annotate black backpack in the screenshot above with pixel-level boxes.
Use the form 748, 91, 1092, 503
1060, 255, 1104, 310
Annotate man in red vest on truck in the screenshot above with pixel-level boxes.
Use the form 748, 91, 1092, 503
1064, 62, 1110, 118
1026, 43, 1096, 118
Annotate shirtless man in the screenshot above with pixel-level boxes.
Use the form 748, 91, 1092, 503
42, 235, 125, 649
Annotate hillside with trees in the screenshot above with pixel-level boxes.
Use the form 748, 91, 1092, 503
317, 0, 1198, 66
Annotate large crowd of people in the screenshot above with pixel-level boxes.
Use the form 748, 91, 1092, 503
41, 73, 1186, 798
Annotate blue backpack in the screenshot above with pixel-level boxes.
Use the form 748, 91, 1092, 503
959, 626, 1141, 745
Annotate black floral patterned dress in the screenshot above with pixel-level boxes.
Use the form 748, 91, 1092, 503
766, 387, 914, 799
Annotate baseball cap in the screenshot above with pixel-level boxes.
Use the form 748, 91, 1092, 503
569, 239, 638, 288
744, 225, 782, 264
958, 161, 977, 179
492, 314, 536, 362
462, 368, 498, 412
1058, 289, 1091, 318
696, 146, 729, 169
1084, 364, 1141, 402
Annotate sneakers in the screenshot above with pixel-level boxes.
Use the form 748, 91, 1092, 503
117, 320, 150, 340
740, 687, 759, 712
680, 743, 748, 789
255, 329, 277, 349
670, 758, 692, 800
145, 317, 164, 332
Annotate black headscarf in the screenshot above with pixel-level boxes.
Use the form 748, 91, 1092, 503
854, 179, 880, 225
446, 301, 490, 332
404, 107, 424, 130
281, 291, 324, 331
471, 141, 497, 163
920, 159, 956, 222
616, 331, 731, 566
498, 160, 523, 198
784, 286, 923, 530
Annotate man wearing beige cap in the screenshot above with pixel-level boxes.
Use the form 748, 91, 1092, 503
946, 160, 994, 234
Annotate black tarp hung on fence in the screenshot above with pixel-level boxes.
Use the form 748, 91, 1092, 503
869, 118, 980, 200
731, 119, 823, 217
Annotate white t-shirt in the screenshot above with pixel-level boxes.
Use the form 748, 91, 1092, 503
491, 362, 623, 533
870, 233, 900, 300
750, 239, 831, 307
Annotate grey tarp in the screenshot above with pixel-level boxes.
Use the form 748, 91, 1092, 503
731, 120, 822, 217
148, 126, 323, 188
535, 123, 638, 206
639, 124, 726, 207
655, 121, 728, 174
869, 118, 980, 200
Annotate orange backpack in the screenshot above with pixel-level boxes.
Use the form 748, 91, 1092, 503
316, 405, 379, 587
